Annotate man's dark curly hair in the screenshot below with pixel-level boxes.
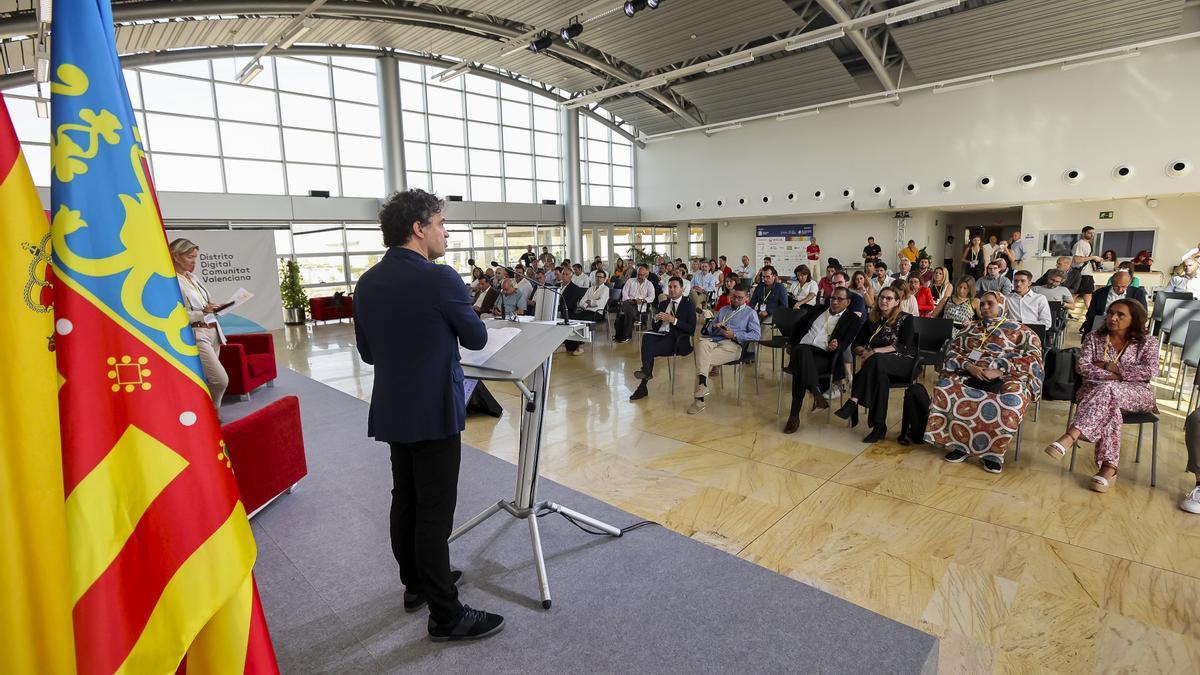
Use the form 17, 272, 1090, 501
379, 189, 445, 248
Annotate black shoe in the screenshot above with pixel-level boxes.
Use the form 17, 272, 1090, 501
981, 457, 1003, 474
898, 436, 911, 446
908, 434, 926, 446
629, 383, 649, 401
634, 370, 653, 380
944, 449, 968, 463
428, 605, 505, 642
404, 570, 462, 612
833, 400, 857, 420
862, 425, 887, 443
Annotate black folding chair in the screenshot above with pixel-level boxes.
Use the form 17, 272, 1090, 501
1046, 301, 1067, 349
911, 317, 954, 378
757, 307, 806, 412
1051, 371, 1161, 486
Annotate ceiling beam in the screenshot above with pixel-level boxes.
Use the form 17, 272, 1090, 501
814, 0, 897, 91
0, 0, 703, 127
0, 43, 644, 147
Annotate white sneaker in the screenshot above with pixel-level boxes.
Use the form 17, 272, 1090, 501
1181, 486, 1200, 514
824, 385, 842, 400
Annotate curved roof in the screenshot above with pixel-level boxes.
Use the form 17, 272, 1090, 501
0, 0, 1188, 135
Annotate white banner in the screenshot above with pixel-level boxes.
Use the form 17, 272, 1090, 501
166, 229, 282, 333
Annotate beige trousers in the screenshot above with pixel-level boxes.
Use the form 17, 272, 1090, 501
194, 326, 228, 408
694, 339, 743, 376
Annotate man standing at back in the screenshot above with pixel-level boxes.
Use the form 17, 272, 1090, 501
354, 189, 504, 642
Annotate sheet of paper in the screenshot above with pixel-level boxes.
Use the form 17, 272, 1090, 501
216, 287, 254, 315
460, 326, 521, 367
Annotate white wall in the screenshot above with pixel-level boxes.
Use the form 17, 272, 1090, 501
1021, 194, 1200, 265
636, 39, 1200, 223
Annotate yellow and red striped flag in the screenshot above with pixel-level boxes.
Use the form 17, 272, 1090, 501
0, 94, 77, 675
49, 1, 279, 672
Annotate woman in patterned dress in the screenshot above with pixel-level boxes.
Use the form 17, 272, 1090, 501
925, 291, 1044, 474
1043, 299, 1158, 492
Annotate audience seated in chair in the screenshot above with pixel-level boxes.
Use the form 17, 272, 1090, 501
976, 261, 1013, 297
782, 287, 859, 434
560, 267, 598, 355
926, 292, 1043, 474
749, 265, 788, 321
1006, 270, 1052, 328
1031, 268, 1076, 310
689, 282, 761, 415
1082, 270, 1147, 335
472, 275, 499, 316
491, 279, 527, 318
1044, 300, 1158, 493
614, 264, 656, 343
1183, 408, 1200, 514
834, 287, 917, 442
630, 277, 697, 401
690, 260, 719, 310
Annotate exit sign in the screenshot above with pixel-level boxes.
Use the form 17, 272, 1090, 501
1099, 211, 1114, 219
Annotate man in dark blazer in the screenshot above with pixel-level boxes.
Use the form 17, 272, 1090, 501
1082, 270, 1147, 335
783, 287, 862, 433
472, 275, 500, 316
353, 189, 504, 642
629, 276, 696, 401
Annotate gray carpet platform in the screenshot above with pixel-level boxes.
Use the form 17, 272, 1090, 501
223, 370, 938, 674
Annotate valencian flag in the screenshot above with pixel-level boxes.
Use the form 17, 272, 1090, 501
49, 1, 279, 673
0, 96, 76, 674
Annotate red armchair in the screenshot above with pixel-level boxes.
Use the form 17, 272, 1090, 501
219, 333, 278, 400
309, 295, 354, 322
221, 396, 307, 516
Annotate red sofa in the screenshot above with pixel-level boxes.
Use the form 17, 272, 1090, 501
219, 333, 278, 399
222, 396, 308, 516
309, 295, 354, 322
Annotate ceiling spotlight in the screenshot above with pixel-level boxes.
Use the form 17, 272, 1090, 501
647, 0, 663, 7
559, 23, 583, 42
624, 0, 647, 17
529, 34, 554, 53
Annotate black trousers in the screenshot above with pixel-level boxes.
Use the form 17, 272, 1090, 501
614, 300, 643, 341
389, 434, 463, 624
789, 344, 836, 416
901, 383, 931, 443
640, 332, 680, 374
851, 353, 915, 428
565, 309, 606, 350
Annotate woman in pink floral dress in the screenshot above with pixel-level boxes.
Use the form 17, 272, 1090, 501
1044, 299, 1158, 492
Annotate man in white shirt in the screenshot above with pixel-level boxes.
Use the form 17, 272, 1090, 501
513, 265, 534, 298
1006, 271, 1052, 329
589, 261, 608, 284
1031, 269, 1076, 310
870, 262, 890, 295
571, 263, 590, 289
630, 277, 696, 401
563, 269, 609, 355
1182, 242, 1200, 264
1072, 226, 1105, 309
614, 264, 655, 342
734, 255, 754, 278
783, 288, 859, 433
981, 234, 999, 265
1174, 259, 1200, 299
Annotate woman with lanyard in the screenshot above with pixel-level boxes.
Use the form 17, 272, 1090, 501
834, 287, 917, 442
927, 266, 952, 302
925, 291, 1043, 474
170, 238, 229, 409
1044, 299, 1158, 492
933, 276, 979, 327
962, 235, 985, 280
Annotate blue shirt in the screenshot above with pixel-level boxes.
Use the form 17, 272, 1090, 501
692, 271, 719, 293
705, 304, 762, 344
1009, 239, 1027, 262
496, 289, 527, 316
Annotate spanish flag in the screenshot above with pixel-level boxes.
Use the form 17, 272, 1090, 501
0, 95, 76, 675
49, 1, 278, 673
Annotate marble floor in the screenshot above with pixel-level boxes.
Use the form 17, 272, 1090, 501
269, 317, 1200, 674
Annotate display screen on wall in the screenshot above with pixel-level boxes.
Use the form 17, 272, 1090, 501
755, 224, 815, 279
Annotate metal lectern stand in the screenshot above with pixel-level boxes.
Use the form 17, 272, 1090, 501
453, 317, 619, 609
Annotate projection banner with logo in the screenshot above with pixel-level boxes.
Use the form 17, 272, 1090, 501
755, 224, 815, 279
166, 229, 282, 333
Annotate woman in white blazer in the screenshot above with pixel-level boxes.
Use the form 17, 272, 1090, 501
170, 238, 229, 408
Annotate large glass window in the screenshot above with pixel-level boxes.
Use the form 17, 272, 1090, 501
581, 109, 635, 207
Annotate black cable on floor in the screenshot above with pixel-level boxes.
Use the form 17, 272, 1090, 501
535, 506, 658, 537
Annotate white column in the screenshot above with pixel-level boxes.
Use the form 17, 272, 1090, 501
560, 107, 583, 261
376, 56, 406, 195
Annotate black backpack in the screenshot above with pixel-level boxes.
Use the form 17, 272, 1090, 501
1042, 347, 1078, 401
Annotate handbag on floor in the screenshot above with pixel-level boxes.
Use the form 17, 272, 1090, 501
1042, 347, 1079, 401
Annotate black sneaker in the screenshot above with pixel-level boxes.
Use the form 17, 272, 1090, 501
944, 449, 968, 463
404, 570, 462, 612
981, 457, 1003, 474
629, 383, 649, 401
428, 605, 505, 642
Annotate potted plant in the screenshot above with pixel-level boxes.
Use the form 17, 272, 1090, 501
280, 259, 308, 325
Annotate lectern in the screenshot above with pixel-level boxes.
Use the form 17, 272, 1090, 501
453, 317, 620, 609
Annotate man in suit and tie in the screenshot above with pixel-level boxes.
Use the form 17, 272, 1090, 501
783, 287, 861, 433
629, 276, 696, 401
472, 275, 499, 316
1083, 269, 1147, 335
354, 189, 504, 642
